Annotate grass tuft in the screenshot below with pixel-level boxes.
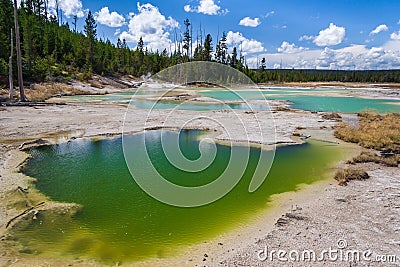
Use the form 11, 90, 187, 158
347, 150, 399, 167
275, 106, 292, 112
334, 168, 370, 186
321, 112, 342, 121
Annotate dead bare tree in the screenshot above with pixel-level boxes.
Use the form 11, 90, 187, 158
44, 0, 48, 20
190, 23, 193, 59
13, 0, 26, 101
55, 0, 59, 24
9, 29, 14, 100
72, 15, 78, 32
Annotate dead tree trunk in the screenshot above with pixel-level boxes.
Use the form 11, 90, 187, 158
13, 0, 26, 102
44, 0, 48, 20
9, 29, 14, 100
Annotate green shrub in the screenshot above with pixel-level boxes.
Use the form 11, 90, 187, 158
0, 58, 8, 77
32, 57, 56, 81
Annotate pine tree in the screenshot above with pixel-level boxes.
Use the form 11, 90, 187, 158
0, 0, 14, 60
84, 11, 97, 68
137, 37, 144, 53
193, 44, 203, 61
136, 37, 145, 70
216, 31, 227, 64
203, 34, 213, 61
260, 57, 266, 71
230, 47, 238, 69
182, 18, 191, 61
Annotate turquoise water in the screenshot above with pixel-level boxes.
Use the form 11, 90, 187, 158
200, 90, 400, 113
132, 99, 269, 111
267, 95, 400, 113
65, 92, 257, 111
200, 90, 268, 101
19, 130, 347, 264
64, 88, 400, 113
66, 90, 270, 111
67, 92, 134, 104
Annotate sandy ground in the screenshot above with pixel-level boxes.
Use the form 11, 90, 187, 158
220, 164, 400, 267
0, 84, 399, 266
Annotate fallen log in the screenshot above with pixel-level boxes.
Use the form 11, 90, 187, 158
1, 102, 66, 107
19, 138, 47, 150
107, 76, 143, 88
6, 202, 45, 228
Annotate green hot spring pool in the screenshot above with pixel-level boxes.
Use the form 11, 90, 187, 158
20, 130, 349, 264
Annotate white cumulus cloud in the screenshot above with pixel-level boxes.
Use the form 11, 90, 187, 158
251, 42, 400, 70
277, 41, 307, 54
47, 0, 86, 18
313, 23, 346, 46
262, 11, 275, 18
239, 17, 261, 27
390, 31, 400, 40
299, 35, 314, 41
184, 0, 228, 15
120, 3, 179, 51
94, 7, 125, 27
370, 24, 389, 35
226, 31, 265, 55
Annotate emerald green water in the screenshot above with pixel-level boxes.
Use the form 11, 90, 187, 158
21, 130, 347, 264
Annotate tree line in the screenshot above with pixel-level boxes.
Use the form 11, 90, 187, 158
249, 68, 400, 83
0, 0, 247, 88
1, 0, 400, 90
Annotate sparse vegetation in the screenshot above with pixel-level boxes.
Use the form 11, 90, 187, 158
274, 106, 292, 112
347, 150, 399, 167
321, 112, 342, 121
334, 168, 370, 186
334, 112, 399, 185
334, 112, 400, 153
21, 83, 88, 102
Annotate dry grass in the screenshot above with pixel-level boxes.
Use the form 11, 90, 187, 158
89, 81, 104, 89
347, 150, 399, 167
334, 112, 399, 185
334, 168, 370, 186
334, 112, 400, 153
321, 112, 342, 121
21, 83, 88, 102
275, 106, 292, 112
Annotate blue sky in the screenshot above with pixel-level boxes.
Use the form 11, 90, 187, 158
54, 0, 400, 69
